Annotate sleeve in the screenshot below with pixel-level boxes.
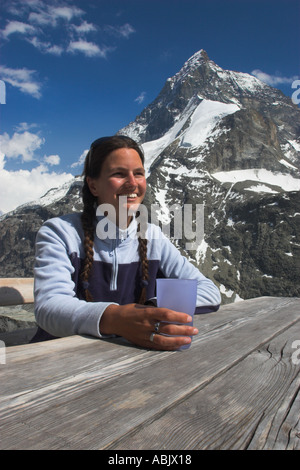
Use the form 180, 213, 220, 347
152, 226, 221, 313
34, 219, 118, 338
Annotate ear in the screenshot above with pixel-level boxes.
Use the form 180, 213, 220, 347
86, 176, 98, 197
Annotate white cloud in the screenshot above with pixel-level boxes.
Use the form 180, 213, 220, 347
67, 40, 111, 58
0, 65, 42, 98
71, 20, 97, 35
14, 122, 38, 132
50, 5, 84, 22
44, 154, 60, 165
135, 91, 146, 104
28, 4, 84, 26
2, 1, 134, 61
28, 11, 56, 26
0, 126, 73, 213
104, 23, 136, 39
121, 23, 135, 38
0, 130, 44, 161
0, 159, 73, 213
1, 20, 36, 38
251, 69, 299, 86
26, 36, 63, 55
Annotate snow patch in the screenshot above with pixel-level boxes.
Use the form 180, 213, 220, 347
142, 98, 240, 175
219, 284, 235, 298
288, 140, 300, 152
180, 100, 239, 148
212, 169, 300, 192
234, 293, 244, 302
195, 239, 208, 264
245, 184, 279, 194
142, 98, 199, 174
279, 159, 298, 170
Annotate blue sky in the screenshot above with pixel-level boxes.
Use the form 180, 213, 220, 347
0, 0, 299, 213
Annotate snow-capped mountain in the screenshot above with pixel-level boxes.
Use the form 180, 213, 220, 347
1, 50, 299, 303
118, 50, 300, 301
120, 49, 299, 178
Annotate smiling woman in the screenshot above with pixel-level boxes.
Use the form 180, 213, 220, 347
32, 135, 221, 351
86, 147, 146, 226
81, 136, 148, 301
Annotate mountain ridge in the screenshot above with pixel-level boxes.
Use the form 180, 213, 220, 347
119, 50, 299, 161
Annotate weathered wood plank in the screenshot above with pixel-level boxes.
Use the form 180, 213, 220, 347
0, 278, 34, 305
108, 323, 300, 450
0, 297, 299, 450
1, 297, 296, 410
1, 337, 163, 402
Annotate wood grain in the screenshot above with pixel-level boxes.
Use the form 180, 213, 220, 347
108, 324, 300, 450
0, 297, 299, 450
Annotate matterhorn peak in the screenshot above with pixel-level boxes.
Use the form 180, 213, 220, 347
169, 49, 213, 85
187, 49, 210, 64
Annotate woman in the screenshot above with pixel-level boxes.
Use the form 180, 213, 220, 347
33, 136, 221, 350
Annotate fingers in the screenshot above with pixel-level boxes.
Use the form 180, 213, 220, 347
156, 308, 193, 325
143, 307, 198, 350
147, 332, 192, 351
147, 321, 199, 351
142, 305, 194, 325
157, 322, 198, 337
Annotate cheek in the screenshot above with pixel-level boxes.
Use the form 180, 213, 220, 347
97, 181, 120, 204
140, 179, 147, 194
107, 180, 122, 195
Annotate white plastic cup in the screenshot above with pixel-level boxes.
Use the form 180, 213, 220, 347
156, 278, 197, 350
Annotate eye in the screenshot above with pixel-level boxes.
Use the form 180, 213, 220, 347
135, 170, 145, 177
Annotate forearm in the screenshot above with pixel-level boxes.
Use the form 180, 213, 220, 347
35, 293, 118, 338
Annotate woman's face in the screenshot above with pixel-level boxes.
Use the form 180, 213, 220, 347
87, 147, 146, 227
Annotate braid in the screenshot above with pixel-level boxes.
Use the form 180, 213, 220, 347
138, 222, 149, 304
81, 180, 96, 302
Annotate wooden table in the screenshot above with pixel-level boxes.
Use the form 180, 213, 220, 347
1, 296, 299, 451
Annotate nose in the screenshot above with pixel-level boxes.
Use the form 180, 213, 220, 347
126, 172, 137, 187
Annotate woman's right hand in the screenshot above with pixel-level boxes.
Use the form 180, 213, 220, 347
99, 303, 198, 350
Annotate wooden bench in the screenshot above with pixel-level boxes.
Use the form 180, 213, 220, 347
0, 278, 34, 305
0, 278, 37, 346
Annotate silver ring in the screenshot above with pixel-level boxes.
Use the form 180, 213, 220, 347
154, 321, 160, 333
150, 332, 155, 342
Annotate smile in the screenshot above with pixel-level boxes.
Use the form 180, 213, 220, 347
118, 194, 138, 198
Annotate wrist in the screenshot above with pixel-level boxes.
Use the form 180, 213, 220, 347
99, 303, 120, 335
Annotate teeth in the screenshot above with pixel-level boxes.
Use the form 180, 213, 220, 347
120, 194, 137, 198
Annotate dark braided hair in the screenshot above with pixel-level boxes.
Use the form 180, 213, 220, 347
81, 135, 149, 304
137, 221, 149, 305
